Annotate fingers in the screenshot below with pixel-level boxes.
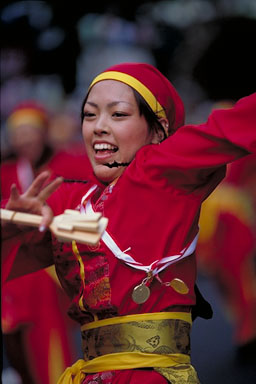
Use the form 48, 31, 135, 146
37, 176, 63, 231
5, 184, 21, 209
26, 171, 51, 197
10, 183, 20, 199
24, 172, 63, 203
39, 204, 54, 232
38, 176, 64, 202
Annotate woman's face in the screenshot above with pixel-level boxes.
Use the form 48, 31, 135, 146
82, 80, 157, 184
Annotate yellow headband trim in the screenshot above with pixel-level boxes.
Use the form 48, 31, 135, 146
7, 109, 47, 131
89, 71, 167, 119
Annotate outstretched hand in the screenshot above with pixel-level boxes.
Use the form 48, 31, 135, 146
5, 171, 63, 230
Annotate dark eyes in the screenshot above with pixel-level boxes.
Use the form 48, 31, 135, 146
113, 112, 128, 117
82, 111, 128, 119
83, 112, 95, 117
82, 112, 95, 122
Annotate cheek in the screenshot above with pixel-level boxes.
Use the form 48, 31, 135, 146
82, 129, 95, 164
82, 125, 90, 145
81, 124, 86, 139
125, 127, 151, 149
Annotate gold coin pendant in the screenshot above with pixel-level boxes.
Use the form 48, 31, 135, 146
132, 284, 150, 304
169, 278, 189, 294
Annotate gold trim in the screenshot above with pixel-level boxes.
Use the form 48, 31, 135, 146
72, 240, 86, 312
81, 311, 192, 331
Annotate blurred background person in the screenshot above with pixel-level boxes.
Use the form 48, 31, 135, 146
1, 100, 92, 384
47, 109, 89, 157
197, 101, 256, 365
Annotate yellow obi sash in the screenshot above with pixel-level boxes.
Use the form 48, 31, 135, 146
57, 312, 200, 384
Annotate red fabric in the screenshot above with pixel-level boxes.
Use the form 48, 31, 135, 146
2, 270, 77, 383
1, 230, 52, 283
81, 369, 168, 383
225, 153, 256, 186
100, 62, 185, 131
0, 149, 91, 198
8, 100, 48, 118
46, 149, 92, 180
213, 213, 256, 344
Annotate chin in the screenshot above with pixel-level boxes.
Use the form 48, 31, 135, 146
94, 166, 120, 184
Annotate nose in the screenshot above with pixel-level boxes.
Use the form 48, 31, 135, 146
94, 115, 110, 135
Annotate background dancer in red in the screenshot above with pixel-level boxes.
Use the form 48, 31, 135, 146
198, 152, 256, 364
1, 101, 91, 384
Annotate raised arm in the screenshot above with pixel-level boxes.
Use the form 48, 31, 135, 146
140, 93, 256, 195
169, 93, 256, 159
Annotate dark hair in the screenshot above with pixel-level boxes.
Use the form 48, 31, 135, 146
80, 86, 171, 141
132, 90, 167, 141
81, 94, 89, 123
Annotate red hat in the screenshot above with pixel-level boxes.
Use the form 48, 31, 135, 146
89, 62, 185, 134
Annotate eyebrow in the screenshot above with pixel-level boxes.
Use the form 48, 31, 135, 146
85, 101, 133, 108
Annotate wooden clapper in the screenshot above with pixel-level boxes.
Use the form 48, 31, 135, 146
0, 208, 108, 246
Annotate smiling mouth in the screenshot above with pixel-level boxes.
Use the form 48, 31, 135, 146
94, 143, 118, 154
93, 143, 128, 168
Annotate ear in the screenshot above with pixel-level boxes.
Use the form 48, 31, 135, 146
159, 117, 169, 136
151, 118, 169, 144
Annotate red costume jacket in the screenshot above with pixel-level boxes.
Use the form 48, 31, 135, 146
3, 93, 255, 318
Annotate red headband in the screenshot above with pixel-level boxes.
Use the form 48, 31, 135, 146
89, 62, 185, 133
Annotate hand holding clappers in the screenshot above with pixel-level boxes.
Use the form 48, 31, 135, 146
0, 208, 108, 245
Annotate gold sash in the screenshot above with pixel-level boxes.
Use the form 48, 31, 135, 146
57, 312, 200, 384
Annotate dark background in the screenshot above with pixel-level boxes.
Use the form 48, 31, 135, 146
1, 0, 256, 98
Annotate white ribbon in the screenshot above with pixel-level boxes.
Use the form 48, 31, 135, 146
80, 185, 98, 213
81, 189, 198, 276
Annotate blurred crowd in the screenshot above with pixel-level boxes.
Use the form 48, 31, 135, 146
197, 101, 256, 365
1, 1, 256, 383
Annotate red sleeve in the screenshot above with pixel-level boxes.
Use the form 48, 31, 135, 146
1, 230, 54, 283
139, 93, 256, 195
169, 93, 256, 159
1, 203, 54, 283
1, 181, 88, 282
46, 181, 89, 215
0, 161, 20, 199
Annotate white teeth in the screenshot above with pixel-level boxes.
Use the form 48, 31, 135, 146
94, 143, 117, 151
